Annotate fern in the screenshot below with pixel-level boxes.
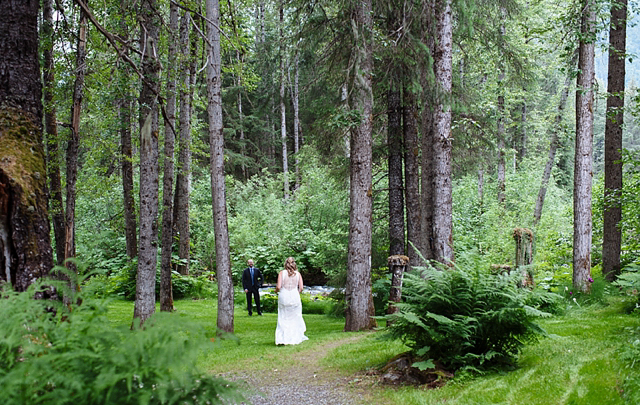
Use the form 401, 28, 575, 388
385, 263, 553, 371
0, 282, 244, 405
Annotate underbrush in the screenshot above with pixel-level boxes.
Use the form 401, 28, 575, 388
384, 263, 556, 372
0, 282, 243, 405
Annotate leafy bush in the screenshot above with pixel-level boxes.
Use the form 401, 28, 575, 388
0, 283, 244, 405
301, 294, 332, 314
385, 264, 552, 371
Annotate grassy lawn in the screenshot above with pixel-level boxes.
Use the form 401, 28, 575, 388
107, 297, 638, 405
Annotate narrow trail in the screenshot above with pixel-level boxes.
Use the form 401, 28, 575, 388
221, 334, 389, 405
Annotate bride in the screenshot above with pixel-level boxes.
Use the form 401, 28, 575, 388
275, 257, 309, 345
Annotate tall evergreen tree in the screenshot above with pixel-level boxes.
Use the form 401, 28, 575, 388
345, 0, 376, 332
602, 0, 627, 281
573, 0, 596, 293
0, 0, 54, 290
206, 0, 234, 333
134, 0, 160, 324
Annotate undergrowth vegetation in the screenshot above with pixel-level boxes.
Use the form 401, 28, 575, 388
0, 282, 243, 405
385, 264, 557, 371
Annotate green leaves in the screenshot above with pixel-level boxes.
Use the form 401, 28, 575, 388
385, 263, 553, 371
0, 283, 244, 405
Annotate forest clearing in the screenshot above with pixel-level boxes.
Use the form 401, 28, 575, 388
1, 0, 640, 404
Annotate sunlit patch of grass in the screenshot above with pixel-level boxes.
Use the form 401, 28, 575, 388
321, 334, 409, 373
351, 298, 637, 405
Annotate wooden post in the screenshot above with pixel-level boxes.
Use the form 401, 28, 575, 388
388, 255, 409, 315
513, 228, 534, 287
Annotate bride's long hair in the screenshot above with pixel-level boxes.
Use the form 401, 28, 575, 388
284, 257, 297, 277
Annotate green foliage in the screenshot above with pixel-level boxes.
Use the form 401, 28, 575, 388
0, 283, 243, 405
385, 263, 552, 371
614, 262, 640, 306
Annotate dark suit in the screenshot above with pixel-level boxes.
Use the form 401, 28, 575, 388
242, 266, 263, 315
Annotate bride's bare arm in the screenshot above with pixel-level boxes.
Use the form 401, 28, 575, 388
276, 271, 282, 293
298, 273, 303, 293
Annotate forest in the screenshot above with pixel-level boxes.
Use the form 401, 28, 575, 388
0, 0, 640, 403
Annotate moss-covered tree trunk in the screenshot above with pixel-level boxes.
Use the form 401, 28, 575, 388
0, 0, 54, 291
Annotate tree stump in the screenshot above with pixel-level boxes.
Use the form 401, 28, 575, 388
513, 228, 534, 287
387, 255, 409, 315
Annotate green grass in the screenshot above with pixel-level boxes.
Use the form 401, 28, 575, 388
106, 297, 639, 404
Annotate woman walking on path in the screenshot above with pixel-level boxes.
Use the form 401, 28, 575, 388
275, 257, 308, 345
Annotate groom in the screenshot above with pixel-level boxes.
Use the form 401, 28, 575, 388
242, 259, 263, 316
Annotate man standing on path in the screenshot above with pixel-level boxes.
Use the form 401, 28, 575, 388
242, 259, 263, 316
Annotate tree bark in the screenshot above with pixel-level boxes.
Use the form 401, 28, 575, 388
280, 5, 289, 199
404, 86, 422, 267
174, 11, 195, 276
206, 0, 234, 333
134, 0, 160, 324
388, 68, 404, 257
345, 0, 376, 332
420, 2, 436, 262
43, 0, 65, 267
602, 0, 627, 282
120, 96, 137, 259
0, 0, 54, 291
573, 0, 596, 293
497, 13, 506, 206
387, 255, 409, 315
533, 62, 574, 226
65, 0, 89, 278
292, 52, 300, 191
160, 1, 179, 313
432, 0, 455, 266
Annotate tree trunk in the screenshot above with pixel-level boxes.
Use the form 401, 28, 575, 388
118, 0, 136, 260
160, 2, 179, 313
497, 10, 506, 205
280, 5, 289, 199
65, 0, 89, 278
387, 1, 404, 259
387, 255, 409, 315
533, 61, 574, 226
43, 0, 65, 267
206, 0, 234, 333
432, 0, 455, 266
420, 3, 436, 262
345, 0, 376, 332
602, 0, 627, 282
120, 97, 137, 259
0, 0, 54, 291
174, 11, 195, 276
513, 228, 534, 287
519, 99, 527, 164
134, 0, 160, 324
292, 52, 300, 191
573, 0, 596, 293
404, 86, 422, 267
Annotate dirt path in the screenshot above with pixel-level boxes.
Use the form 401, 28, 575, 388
222, 334, 388, 405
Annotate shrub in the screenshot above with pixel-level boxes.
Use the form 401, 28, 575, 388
0, 283, 244, 405
614, 262, 640, 306
385, 264, 552, 371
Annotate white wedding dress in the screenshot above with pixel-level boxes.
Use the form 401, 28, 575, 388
275, 271, 309, 345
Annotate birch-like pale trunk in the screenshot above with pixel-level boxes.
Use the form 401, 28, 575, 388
160, 2, 179, 312
432, 0, 454, 265
602, 0, 627, 281
206, 0, 234, 333
345, 0, 376, 332
573, 0, 596, 293
533, 65, 574, 226
134, 0, 160, 325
